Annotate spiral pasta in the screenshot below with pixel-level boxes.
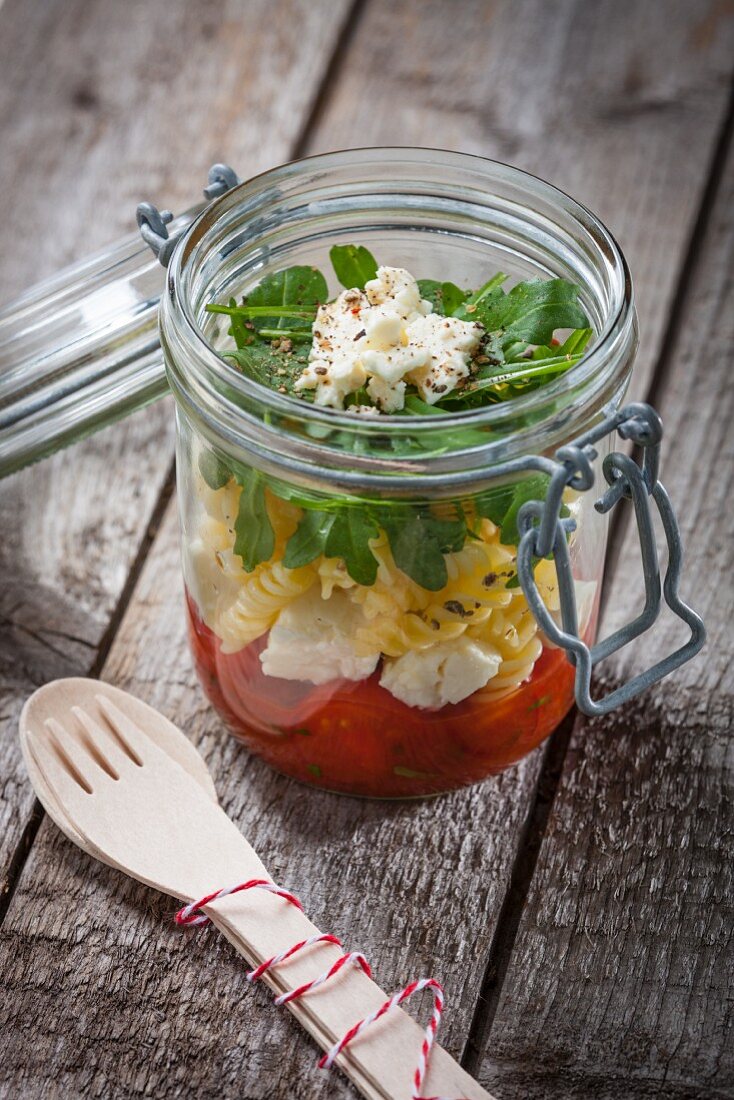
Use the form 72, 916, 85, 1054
217, 559, 319, 653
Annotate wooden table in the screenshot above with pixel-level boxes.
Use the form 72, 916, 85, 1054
1, 2, 732, 1097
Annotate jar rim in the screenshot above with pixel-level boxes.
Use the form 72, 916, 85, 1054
163, 148, 636, 492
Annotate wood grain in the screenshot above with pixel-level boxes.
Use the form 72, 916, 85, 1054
0, 0, 354, 885
475, 91, 734, 1100
1, 1, 733, 1098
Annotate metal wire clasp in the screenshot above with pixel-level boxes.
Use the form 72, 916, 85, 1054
516, 402, 705, 716
136, 164, 240, 267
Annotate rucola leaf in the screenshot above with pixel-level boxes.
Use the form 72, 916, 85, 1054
198, 448, 231, 490
459, 277, 589, 348
324, 509, 380, 585
330, 244, 379, 290
233, 468, 275, 571
476, 474, 569, 547
239, 265, 327, 332
416, 279, 469, 316
380, 509, 466, 591
283, 510, 336, 568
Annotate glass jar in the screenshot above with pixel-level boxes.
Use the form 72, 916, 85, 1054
161, 149, 637, 798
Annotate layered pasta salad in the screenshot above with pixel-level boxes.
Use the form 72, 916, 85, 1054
183, 246, 598, 795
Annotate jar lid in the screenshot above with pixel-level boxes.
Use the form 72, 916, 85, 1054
0, 165, 240, 478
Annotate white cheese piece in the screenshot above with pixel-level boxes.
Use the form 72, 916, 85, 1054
295, 265, 482, 412
380, 637, 503, 709
404, 314, 483, 404
364, 265, 431, 318
294, 287, 370, 408
366, 374, 406, 413
260, 587, 380, 684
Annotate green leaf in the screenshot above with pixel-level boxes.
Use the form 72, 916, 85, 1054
380, 509, 466, 590
330, 244, 379, 290
232, 468, 275, 571
437, 326, 591, 411
476, 474, 568, 547
475, 484, 516, 529
416, 279, 468, 316
224, 341, 310, 393
224, 296, 251, 348
462, 278, 589, 348
244, 265, 327, 332
465, 272, 509, 306
198, 448, 231, 490
283, 509, 336, 568
402, 393, 488, 449
324, 509, 380, 585
441, 281, 470, 316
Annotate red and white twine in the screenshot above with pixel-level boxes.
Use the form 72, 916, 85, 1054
175, 879, 470, 1100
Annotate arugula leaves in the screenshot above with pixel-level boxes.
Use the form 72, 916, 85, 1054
223, 342, 310, 393
325, 510, 380, 585
416, 279, 469, 316
233, 467, 275, 571
330, 244, 378, 290
283, 505, 380, 584
283, 509, 335, 568
455, 276, 587, 347
476, 474, 565, 546
379, 508, 467, 590
199, 448, 231, 490
242, 266, 326, 333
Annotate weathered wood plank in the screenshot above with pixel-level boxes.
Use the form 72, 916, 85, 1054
476, 99, 734, 1100
0, 0, 354, 887
2, 1, 733, 1098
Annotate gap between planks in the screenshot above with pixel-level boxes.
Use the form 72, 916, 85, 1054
458, 73, 734, 1075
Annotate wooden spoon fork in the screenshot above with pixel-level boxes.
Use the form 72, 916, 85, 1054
21, 678, 493, 1100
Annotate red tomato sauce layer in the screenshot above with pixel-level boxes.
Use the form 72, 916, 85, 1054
186, 590, 577, 798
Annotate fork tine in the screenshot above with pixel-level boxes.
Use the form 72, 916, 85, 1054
95, 695, 158, 765
45, 718, 102, 790
30, 723, 94, 800
71, 706, 131, 778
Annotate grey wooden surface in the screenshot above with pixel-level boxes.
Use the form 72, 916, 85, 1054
0, 2, 732, 1098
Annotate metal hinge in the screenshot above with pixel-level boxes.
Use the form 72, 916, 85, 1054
136, 163, 240, 267
515, 401, 705, 716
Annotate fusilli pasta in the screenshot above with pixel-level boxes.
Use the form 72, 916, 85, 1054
217, 560, 319, 653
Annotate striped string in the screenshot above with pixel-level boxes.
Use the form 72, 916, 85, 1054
175, 878, 302, 926
175, 880, 468, 1100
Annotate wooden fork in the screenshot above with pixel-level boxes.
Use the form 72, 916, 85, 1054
22, 679, 493, 1100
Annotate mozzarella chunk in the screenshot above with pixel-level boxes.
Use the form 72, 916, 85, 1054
405, 314, 482, 404
260, 587, 380, 684
295, 265, 482, 412
380, 637, 502, 709
364, 266, 431, 318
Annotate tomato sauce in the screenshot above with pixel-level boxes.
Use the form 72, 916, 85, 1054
185, 590, 579, 797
